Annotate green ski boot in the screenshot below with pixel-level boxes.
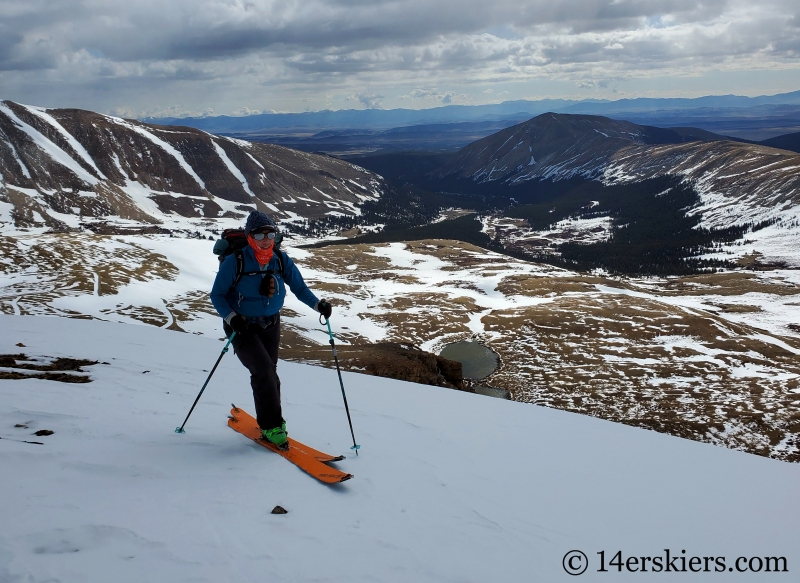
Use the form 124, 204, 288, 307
261, 425, 288, 449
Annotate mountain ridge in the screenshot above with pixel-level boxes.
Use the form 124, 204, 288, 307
433, 113, 800, 233
761, 130, 800, 154
0, 101, 384, 233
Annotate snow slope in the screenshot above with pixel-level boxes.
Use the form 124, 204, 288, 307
1, 315, 798, 582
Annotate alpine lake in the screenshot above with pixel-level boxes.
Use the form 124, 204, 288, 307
438, 341, 509, 399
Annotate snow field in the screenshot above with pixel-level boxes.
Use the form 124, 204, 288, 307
1, 315, 799, 582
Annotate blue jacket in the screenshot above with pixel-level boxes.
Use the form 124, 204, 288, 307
210, 247, 319, 320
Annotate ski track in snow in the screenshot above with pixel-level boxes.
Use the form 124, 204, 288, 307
0, 315, 798, 582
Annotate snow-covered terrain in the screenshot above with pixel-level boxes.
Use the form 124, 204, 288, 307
482, 213, 614, 253
1, 315, 798, 582
1, 232, 799, 461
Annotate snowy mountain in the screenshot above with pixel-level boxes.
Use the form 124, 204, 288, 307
435, 115, 718, 183
435, 113, 800, 266
2, 229, 799, 462
1, 315, 798, 582
0, 101, 384, 234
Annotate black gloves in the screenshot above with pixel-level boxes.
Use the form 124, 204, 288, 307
229, 314, 248, 334
316, 299, 333, 319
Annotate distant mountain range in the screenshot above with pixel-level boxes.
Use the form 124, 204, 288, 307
145, 90, 800, 142
0, 101, 383, 234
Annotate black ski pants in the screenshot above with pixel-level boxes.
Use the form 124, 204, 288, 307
224, 314, 282, 431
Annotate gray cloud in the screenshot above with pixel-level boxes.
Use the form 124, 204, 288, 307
0, 0, 799, 115
348, 92, 385, 109
404, 88, 463, 104
0, 0, 758, 67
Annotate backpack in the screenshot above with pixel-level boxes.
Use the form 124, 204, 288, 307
213, 228, 288, 289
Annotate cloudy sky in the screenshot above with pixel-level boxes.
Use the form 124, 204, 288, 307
1, 0, 799, 117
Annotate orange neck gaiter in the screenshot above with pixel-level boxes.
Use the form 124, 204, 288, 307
248, 236, 274, 266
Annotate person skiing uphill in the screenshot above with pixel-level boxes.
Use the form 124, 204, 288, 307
210, 211, 333, 449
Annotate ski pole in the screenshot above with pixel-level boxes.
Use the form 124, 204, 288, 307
322, 316, 360, 455
175, 332, 236, 434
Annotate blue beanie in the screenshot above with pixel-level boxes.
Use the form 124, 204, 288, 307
244, 211, 277, 236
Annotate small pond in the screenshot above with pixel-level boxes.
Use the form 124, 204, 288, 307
438, 340, 498, 380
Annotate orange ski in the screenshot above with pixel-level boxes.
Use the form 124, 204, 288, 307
229, 406, 344, 462
228, 406, 352, 484
287, 437, 346, 463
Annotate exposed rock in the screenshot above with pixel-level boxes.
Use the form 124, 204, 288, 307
0, 371, 92, 383
0, 354, 98, 372
436, 354, 465, 386
0, 354, 98, 383
282, 340, 467, 391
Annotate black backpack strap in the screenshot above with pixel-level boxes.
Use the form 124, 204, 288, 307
233, 250, 245, 289
231, 249, 289, 291
276, 250, 287, 279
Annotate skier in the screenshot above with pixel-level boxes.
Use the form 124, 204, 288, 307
210, 210, 332, 448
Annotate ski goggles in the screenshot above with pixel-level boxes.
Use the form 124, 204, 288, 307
251, 230, 277, 241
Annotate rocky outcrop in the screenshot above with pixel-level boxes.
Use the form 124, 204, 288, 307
283, 340, 467, 391
350, 342, 466, 390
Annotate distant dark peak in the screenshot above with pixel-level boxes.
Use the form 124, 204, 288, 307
475, 112, 730, 148
546, 114, 711, 145
760, 131, 800, 154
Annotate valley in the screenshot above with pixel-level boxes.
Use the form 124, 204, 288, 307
1, 102, 799, 464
